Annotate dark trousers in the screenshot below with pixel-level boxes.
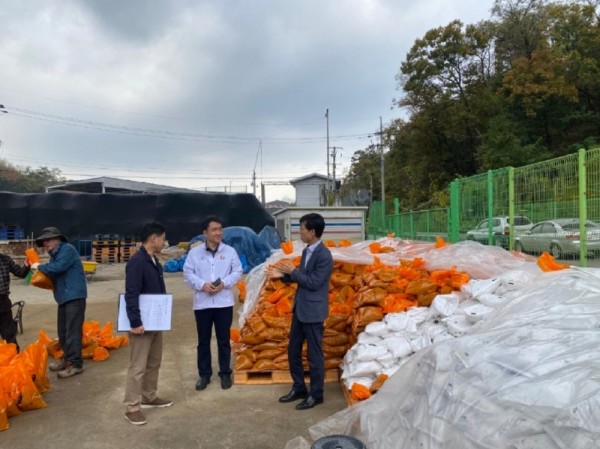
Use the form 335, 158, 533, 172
288, 314, 325, 399
0, 295, 18, 350
194, 306, 233, 378
57, 298, 86, 368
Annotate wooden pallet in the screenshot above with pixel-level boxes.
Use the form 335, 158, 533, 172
234, 369, 339, 385
92, 241, 119, 247
93, 253, 118, 264
340, 381, 359, 406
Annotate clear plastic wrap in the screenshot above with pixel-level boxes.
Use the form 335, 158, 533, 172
239, 238, 515, 328
422, 240, 536, 279
300, 267, 600, 448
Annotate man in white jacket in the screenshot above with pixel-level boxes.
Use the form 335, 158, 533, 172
183, 216, 243, 391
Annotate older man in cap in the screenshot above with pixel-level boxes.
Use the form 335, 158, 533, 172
32, 227, 87, 378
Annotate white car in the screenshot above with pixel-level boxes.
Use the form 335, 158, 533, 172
466, 216, 533, 247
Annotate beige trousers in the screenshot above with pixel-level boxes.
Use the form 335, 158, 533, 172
124, 331, 163, 413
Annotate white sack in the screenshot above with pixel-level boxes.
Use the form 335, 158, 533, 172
355, 343, 389, 362
429, 293, 460, 317
381, 336, 412, 359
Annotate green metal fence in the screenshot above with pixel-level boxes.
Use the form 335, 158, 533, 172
367, 147, 600, 265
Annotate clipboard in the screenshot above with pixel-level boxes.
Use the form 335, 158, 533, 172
117, 293, 173, 332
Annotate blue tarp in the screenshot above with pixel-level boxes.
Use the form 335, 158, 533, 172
163, 254, 187, 272
188, 226, 272, 273
258, 225, 282, 250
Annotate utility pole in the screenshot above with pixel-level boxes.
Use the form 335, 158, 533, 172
380, 116, 385, 226
331, 146, 337, 192
252, 141, 262, 198
325, 109, 330, 195
330, 146, 342, 199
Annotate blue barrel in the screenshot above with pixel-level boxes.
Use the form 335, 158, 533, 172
311, 434, 366, 449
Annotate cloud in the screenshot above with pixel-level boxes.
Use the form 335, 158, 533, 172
0, 0, 493, 200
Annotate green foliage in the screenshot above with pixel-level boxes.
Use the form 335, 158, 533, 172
339, 144, 381, 200
344, 0, 600, 211
0, 158, 65, 192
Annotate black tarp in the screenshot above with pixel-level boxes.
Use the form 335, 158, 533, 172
0, 191, 274, 244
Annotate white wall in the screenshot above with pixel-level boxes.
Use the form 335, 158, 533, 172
295, 182, 324, 206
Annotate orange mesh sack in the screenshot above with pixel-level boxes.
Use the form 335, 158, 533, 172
92, 347, 110, 362
537, 252, 570, 272
30, 270, 54, 290
81, 341, 98, 359
11, 364, 47, 412
0, 368, 14, 431
351, 383, 371, 401
0, 342, 18, 366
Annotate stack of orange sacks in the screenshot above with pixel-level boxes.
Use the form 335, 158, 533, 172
233, 246, 470, 373
43, 321, 129, 362
0, 335, 50, 431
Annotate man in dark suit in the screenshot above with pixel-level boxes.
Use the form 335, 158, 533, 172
267, 213, 333, 410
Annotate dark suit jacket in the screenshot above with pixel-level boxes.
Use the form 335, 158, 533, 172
284, 241, 333, 323
124, 246, 167, 328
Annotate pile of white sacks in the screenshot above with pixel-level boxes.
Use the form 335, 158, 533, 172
341, 274, 522, 390
285, 240, 600, 449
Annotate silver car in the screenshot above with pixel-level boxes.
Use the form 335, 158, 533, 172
465, 215, 533, 247
514, 219, 600, 258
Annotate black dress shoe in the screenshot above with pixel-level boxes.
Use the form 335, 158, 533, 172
295, 395, 324, 410
195, 377, 210, 391
278, 389, 308, 403
220, 375, 232, 390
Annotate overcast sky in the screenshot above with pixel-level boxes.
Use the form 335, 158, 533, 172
0, 0, 494, 202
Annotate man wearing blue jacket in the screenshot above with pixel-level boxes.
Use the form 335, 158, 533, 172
123, 221, 173, 426
33, 227, 87, 378
183, 216, 243, 391
267, 213, 333, 410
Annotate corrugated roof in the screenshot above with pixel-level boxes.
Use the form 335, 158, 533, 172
46, 176, 199, 194
289, 173, 328, 185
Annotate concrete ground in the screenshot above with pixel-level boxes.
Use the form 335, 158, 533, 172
2, 264, 347, 449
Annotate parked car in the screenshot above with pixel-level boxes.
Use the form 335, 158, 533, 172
514, 219, 600, 258
466, 215, 534, 247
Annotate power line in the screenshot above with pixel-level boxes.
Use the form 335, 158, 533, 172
4, 104, 374, 144
0, 86, 385, 128
2, 152, 323, 177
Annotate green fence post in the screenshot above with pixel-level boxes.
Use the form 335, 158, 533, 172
579, 148, 588, 267
393, 198, 400, 237
487, 170, 494, 245
449, 180, 459, 243
508, 167, 515, 250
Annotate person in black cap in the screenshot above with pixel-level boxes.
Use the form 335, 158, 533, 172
32, 227, 87, 378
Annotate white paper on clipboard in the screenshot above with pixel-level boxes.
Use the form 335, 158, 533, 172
118, 293, 173, 332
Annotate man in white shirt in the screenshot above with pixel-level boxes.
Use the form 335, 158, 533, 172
183, 216, 243, 391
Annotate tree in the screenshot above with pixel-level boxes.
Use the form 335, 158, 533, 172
392, 20, 499, 200
0, 158, 65, 192
344, 0, 600, 211
340, 145, 381, 200
476, 113, 552, 169
492, 0, 549, 65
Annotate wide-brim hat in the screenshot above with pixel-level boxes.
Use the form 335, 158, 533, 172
35, 227, 68, 247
